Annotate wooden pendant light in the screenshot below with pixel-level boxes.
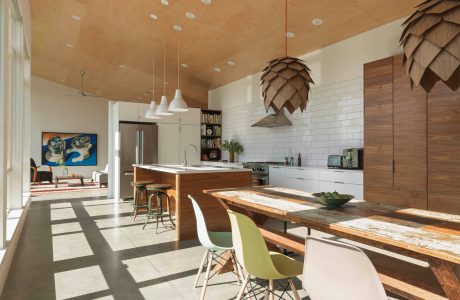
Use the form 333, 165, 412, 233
400, 0, 460, 92
260, 0, 314, 114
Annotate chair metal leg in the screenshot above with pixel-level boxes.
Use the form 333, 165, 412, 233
264, 280, 270, 300
166, 193, 175, 227
236, 274, 250, 300
288, 278, 301, 300
200, 251, 213, 300
194, 250, 209, 288
156, 192, 162, 234
143, 193, 154, 230
269, 279, 274, 300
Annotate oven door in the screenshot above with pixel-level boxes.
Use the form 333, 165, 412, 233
252, 174, 268, 186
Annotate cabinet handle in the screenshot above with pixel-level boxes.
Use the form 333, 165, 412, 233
334, 181, 345, 184
297, 168, 304, 170
272, 167, 280, 169
333, 170, 344, 173
296, 178, 306, 180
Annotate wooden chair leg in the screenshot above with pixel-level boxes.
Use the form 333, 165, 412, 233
230, 250, 241, 284
264, 280, 270, 300
288, 278, 301, 300
194, 250, 209, 288
200, 251, 213, 300
236, 274, 250, 300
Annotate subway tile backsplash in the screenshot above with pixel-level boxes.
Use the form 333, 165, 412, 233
220, 77, 364, 165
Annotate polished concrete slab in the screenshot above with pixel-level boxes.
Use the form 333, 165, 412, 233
1, 196, 310, 300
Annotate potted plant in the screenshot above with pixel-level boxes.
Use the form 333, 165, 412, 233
222, 139, 244, 163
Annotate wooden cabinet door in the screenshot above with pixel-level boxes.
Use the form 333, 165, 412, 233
392, 55, 428, 209
364, 57, 394, 194
427, 81, 460, 214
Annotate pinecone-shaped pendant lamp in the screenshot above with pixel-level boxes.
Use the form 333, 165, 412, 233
261, 56, 314, 114
400, 0, 460, 92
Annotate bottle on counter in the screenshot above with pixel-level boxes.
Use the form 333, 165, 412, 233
290, 156, 294, 166
297, 153, 301, 167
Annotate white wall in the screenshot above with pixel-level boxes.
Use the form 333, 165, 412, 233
31, 76, 108, 178
209, 18, 405, 165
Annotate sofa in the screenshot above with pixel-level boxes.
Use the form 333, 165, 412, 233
92, 164, 108, 187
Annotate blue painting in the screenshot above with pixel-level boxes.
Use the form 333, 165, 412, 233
41, 132, 97, 166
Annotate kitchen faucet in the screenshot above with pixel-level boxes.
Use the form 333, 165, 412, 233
183, 144, 198, 167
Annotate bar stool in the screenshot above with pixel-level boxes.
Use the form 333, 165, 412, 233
143, 183, 175, 232
130, 181, 154, 221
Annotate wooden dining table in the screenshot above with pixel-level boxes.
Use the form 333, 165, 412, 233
204, 186, 460, 300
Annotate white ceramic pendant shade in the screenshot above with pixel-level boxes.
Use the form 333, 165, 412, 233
169, 89, 188, 112
145, 101, 161, 119
156, 95, 173, 115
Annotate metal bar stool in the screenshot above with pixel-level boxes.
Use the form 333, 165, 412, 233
130, 181, 154, 221
143, 183, 175, 232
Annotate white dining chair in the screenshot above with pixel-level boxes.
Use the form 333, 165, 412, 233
303, 236, 388, 300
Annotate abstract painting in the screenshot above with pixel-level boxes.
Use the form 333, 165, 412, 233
42, 132, 97, 166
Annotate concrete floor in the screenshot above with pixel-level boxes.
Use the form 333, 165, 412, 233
1, 196, 310, 300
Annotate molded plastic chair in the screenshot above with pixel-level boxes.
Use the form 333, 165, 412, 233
227, 210, 302, 300
188, 195, 242, 300
303, 236, 388, 300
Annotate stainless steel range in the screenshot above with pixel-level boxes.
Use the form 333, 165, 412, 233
242, 162, 284, 186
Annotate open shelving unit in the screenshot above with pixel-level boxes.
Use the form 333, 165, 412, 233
200, 109, 222, 161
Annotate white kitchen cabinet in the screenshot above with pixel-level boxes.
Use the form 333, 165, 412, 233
179, 108, 201, 125
158, 123, 180, 164
289, 177, 318, 193
269, 166, 286, 186
269, 166, 363, 198
179, 124, 201, 165
318, 181, 363, 199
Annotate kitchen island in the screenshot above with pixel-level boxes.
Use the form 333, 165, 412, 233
133, 164, 252, 241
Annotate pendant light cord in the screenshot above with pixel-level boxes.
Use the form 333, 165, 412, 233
177, 30, 180, 89
285, 0, 288, 57
163, 39, 166, 95
152, 39, 155, 101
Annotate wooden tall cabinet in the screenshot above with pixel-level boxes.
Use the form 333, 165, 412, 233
364, 54, 460, 214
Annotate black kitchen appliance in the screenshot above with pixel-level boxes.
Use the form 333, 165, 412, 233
327, 155, 343, 168
342, 148, 363, 169
242, 162, 284, 186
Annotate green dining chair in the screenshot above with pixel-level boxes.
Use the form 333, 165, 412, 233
188, 195, 243, 300
227, 210, 303, 300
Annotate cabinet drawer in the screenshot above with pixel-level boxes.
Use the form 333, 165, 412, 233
318, 170, 363, 185
289, 178, 318, 193
318, 181, 363, 199
285, 168, 318, 180
269, 166, 286, 186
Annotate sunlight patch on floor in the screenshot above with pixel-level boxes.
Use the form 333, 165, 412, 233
50, 207, 77, 221
54, 265, 109, 300
52, 232, 93, 261
51, 222, 83, 235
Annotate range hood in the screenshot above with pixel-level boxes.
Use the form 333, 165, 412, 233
251, 110, 292, 128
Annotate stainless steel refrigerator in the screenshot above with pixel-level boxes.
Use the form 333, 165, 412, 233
119, 122, 158, 200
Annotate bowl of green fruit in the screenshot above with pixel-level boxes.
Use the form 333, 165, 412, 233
312, 191, 354, 209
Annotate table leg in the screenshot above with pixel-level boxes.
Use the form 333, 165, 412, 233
429, 258, 460, 300
55, 179, 58, 188
80, 178, 84, 186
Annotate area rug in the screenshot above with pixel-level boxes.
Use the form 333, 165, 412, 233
30, 179, 107, 196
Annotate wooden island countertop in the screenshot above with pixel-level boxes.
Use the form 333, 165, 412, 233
133, 164, 252, 241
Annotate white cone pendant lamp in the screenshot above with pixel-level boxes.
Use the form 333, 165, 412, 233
145, 23, 160, 119
156, 40, 173, 116
169, 25, 188, 112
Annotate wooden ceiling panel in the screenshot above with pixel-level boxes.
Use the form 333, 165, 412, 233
31, 0, 420, 108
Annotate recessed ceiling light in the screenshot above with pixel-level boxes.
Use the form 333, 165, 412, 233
173, 25, 182, 31
161, 0, 169, 6
119, 64, 126, 68
287, 32, 295, 38
181, 63, 188, 68
149, 89, 153, 92
150, 14, 158, 20
227, 61, 235, 66
71, 15, 81, 21
312, 18, 323, 26
185, 12, 195, 19
144, 93, 148, 96
201, 0, 212, 4
164, 81, 169, 85
214, 67, 221, 72
66, 43, 74, 48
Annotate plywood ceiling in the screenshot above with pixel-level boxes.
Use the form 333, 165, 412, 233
31, 0, 420, 108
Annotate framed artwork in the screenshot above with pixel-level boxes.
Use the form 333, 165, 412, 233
41, 132, 98, 166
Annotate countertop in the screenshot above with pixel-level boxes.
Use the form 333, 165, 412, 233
133, 164, 252, 174
268, 165, 364, 172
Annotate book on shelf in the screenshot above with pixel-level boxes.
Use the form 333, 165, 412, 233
201, 138, 221, 149
200, 124, 221, 136
201, 113, 221, 124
